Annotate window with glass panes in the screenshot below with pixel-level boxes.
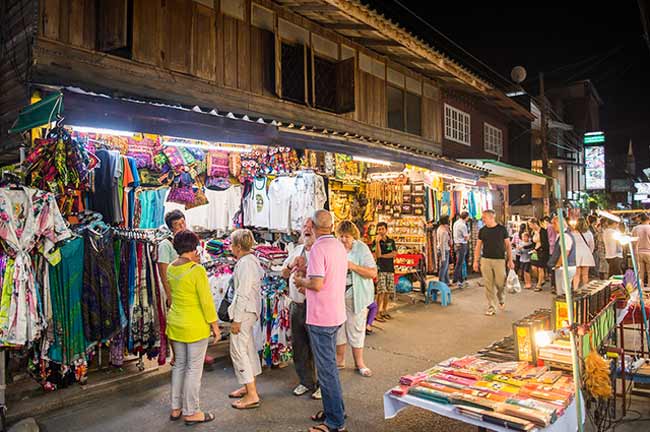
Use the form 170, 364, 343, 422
483, 122, 503, 156
444, 104, 470, 145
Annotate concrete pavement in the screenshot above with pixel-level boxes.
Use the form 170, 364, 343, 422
33, 282, 554, 432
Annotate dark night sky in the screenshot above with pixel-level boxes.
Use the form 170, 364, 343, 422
366, 0, 650, 173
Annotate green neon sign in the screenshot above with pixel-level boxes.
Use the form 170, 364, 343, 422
584, 134, 605, 144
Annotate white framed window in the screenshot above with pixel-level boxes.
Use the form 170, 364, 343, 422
483, 122, 503, 156
444, 104, 471, 146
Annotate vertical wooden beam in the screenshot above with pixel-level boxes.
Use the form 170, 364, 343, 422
215, 0, 224, 85
309, 33, 315, 107
237, 0, 251, 91
274, 13, 282, 98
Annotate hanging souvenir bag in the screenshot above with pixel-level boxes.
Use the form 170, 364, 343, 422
229, 153, 242, 178
208, 151, 230, 178
218, 278, 235, 322
206, 176, 232, 191
185, 187, 209, 210
167, 185, 195, 205
163, 147, 185, 171
153, 151, 170, 172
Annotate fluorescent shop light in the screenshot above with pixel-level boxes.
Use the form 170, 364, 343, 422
69, 125, 136, 137
164, 140, 252, 153
596, 210, 621, 223
352, 156, 392, 166
584, 131, 604, 136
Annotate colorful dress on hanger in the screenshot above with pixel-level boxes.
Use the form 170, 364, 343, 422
0, 187, 71, 346
82, 229, 120, 344
48, 237, 88, 364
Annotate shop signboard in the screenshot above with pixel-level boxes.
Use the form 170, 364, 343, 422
634, 194, 648, 201
635, 182, 650, 195
584, 145, 605, 190
610, 179, 631, 193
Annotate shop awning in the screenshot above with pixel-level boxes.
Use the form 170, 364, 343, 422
8, 92, 63, 134
57, 87, 487, 181
459, 159, 550, 185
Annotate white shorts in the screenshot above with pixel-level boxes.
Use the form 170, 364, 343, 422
336, 297, 368, 349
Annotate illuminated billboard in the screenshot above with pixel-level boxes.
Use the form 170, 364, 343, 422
585, 145, 605, 190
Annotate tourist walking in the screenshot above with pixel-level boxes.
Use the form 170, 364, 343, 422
603, 219, 624, 277
437, 216, 452, 285
165, 230, 219, 425
281, 219, 319, 399
572, 217, 595, 290
473, 210, 514, 316
548, 216, 577, 295
228, 229, 265, 410
335, 221, 377, 378
632, 214, 650, 285
528, 218, 550, 291
452, 212, 470, 287
295, 210, 348, 432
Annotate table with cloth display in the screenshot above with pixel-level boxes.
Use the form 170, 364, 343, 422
383, 354, 585, 432
384, 391, 583, 432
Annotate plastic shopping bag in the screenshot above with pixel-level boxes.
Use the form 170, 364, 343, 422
506, 269, 522, 294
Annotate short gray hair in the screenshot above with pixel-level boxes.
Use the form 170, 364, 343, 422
231, 229, 255, 251
483, 209, 496, 216
312, 209, 333, 230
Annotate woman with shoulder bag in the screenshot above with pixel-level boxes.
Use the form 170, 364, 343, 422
226, 229, 265, 409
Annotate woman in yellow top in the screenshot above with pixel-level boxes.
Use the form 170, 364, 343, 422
166, 230, 220, 426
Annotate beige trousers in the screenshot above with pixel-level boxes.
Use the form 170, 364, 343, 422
229, 312, 262, 385
638, 252, 650, 285
481, 258, 506, 312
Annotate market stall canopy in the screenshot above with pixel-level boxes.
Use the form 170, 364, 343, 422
56, 87, 487, 181
8, 92, 63, 134
459, 159, 550, 185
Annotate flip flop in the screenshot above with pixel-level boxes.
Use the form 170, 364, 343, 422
357, 367, 373, 377
231, 400, 261, 410
309, 424, 347, 432
228, 389, 247, 399
170, 412, 182, 421
337, 364, 346, 370
184, 412, 215, 426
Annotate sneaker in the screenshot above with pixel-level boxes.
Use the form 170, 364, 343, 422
312, 388, 322, 400
485, 309, 496, 316
293, 384, 310, 396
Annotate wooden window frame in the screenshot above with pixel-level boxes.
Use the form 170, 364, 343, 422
484, 122, 503, 157
444, 103, 471, 146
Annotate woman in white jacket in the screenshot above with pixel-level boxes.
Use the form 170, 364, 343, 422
572, 218, 595, 290
227, 229, 265, 409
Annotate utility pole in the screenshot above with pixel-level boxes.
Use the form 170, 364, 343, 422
539, 72, 553, 214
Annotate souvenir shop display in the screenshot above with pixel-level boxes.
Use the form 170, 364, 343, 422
0, 117, 506, 407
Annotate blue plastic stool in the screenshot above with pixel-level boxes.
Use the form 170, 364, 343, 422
426, 281, 452, 306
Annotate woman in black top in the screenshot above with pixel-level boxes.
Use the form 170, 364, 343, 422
528, 218, 550, 292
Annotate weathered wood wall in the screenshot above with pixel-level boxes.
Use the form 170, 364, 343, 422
31, 0, 447, 150
0, 0, 38, 158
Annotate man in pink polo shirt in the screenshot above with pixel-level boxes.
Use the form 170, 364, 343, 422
295, 209, 347, 432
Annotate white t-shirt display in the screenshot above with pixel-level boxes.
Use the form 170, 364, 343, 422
247, 177, 271, 228
268, 176, 296, 232
204, 186, 242, 231
290, 172, 327, 231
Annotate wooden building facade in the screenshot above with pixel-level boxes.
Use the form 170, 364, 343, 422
1, 0, 532, 167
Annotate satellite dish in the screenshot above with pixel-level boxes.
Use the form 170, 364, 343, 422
511, 66, 527, 83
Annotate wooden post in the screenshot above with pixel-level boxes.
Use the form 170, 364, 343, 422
539, 72, 553, 213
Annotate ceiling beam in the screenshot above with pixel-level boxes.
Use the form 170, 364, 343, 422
291, 4, 339, 13
326, 22, 372, 30
349, 37, 402, 46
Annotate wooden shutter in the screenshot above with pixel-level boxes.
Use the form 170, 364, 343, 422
162, 0, 192, 73
314, 55, 337, 112
132, 0, 162, 66
191, 3, 216, 81
281, 41, 305, 104
251, 27, 276, 96
97, 0, 128, 52
336, 57, 355, 114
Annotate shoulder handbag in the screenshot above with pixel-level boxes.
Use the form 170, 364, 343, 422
218, 277, 235, 322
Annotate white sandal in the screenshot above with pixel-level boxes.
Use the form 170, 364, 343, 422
357, 367, 373, 377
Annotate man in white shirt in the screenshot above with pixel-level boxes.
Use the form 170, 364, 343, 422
281, 218, 319, 399
603, 220, 624, 277
452, 212, 470, 288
